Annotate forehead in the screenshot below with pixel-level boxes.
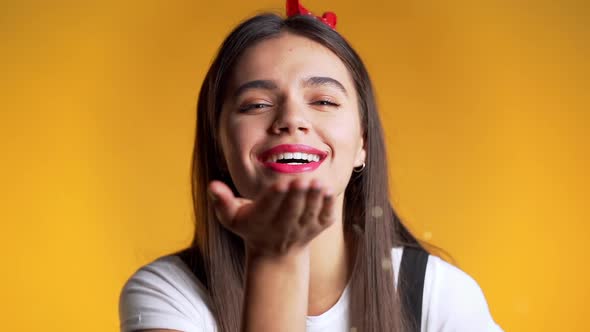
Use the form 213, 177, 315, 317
230, 33, 354, 90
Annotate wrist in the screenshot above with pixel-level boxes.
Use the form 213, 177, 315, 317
246, 242, 310, 259
245, 245, 310, 271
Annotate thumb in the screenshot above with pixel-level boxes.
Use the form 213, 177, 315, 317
208, 180, 242, 228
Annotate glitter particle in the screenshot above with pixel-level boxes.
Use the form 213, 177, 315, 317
423, 231, 432, 240
371, 206, 383, 218
381, 257, 392, 271
352, 223, 363, 234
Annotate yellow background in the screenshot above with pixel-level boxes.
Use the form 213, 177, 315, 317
1, 0, 588, 331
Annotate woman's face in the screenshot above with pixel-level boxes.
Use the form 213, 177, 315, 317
219, 33, 366, 199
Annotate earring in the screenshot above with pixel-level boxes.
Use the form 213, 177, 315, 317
353, 162, 366, 173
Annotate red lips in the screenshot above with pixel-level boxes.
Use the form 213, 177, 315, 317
259, 144, 327, 174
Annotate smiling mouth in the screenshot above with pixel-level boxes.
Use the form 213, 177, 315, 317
264, 152, 322, 164
258, 144, 327, 173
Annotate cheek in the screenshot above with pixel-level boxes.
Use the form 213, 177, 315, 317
324, 114, 363, 154
221, 118, 263, 170
220, 118, 268, 198
222, 124, 247, 163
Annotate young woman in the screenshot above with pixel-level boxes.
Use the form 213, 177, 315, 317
119, 2, 503, 331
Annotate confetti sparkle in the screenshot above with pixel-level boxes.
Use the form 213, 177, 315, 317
352, 223, 363, 234
371, 206, 383, 218
381, 257, 392, 271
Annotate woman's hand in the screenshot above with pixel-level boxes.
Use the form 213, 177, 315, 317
208, 178, 335, 258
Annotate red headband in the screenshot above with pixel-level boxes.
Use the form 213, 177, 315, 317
286, 0, 337, 30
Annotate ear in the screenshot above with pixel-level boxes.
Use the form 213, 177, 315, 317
354, 137, 367, 168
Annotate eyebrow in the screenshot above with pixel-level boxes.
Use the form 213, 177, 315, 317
233, 80, 278, 99
303, 76, 348, 96
232, 76, 348, 99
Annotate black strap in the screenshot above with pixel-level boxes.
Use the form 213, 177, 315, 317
399, 247, 429, 332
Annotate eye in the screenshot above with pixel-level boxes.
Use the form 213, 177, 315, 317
238, 103, 272, 113
312, 99, 340, 107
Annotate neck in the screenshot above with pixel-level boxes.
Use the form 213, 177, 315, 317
307, 193, 352, 316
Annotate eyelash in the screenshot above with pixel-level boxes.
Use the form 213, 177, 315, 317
313, 100, 340, 107
238, 99, 340, 113
238, 103, 271, 113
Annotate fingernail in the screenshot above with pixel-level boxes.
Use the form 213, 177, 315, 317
310, 184, 321, 192
310, 179, 321, 188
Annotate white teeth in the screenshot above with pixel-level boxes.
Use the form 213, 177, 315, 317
265, 151, 322, 163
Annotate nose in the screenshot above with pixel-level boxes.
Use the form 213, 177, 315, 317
269, 100, 310, 135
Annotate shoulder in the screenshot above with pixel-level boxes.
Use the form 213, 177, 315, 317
421, 253, 504, 331
118, 255, 217, 332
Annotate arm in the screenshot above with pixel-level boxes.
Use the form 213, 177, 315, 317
209, 178, 334, 332
241, 248, 310, 332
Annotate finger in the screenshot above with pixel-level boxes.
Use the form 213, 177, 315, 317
248, 180, 289, 222
317, 188, 335, 227
298, 179, 323, 226
208, 180, 243, 228
275, 178, 309, 228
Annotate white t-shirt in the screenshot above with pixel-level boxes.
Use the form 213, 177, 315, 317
119, 247, 503, 331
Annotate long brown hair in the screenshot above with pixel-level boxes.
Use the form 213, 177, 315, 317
181, 13, 425, 332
